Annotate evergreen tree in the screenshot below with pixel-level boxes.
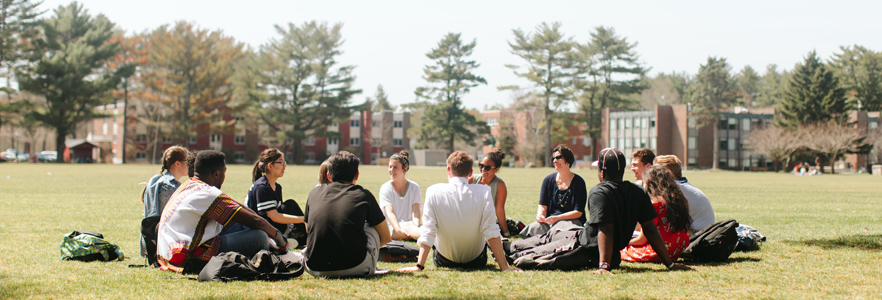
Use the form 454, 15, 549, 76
142, 21, 244, 149
0, 0, 42, 138
574, 26, 647, 158
778, 51, 849, 127
756, 64, 788, 108
830, 45, 882, 111
415, 32, 489, 154
735, 65, 760, 106
690, 57, 738, 169
16, 2, 134, 158
503, 22, 575, 167
255, 21, 361, 163
372, 84, 393, 111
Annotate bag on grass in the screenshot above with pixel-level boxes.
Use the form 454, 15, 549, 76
734, 224, 766, 251
197, 250, 304, 282
379, 241, 419, 262
681, 219, 739, 262
60, 230, 125, 262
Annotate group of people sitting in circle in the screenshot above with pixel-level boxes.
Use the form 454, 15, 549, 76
141, 143, 716, 277
792, 162, 822, 176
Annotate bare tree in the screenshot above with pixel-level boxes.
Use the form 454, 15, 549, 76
746, 125, 803, 172
801, 122, 868, 174
501, 95, 546, 168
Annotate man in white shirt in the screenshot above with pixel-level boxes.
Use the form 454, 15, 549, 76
654, 155, 716, 234
630, 148, 655, 188
396, 151, 521, 272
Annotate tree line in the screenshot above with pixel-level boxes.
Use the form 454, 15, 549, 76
0, 2, 879, 167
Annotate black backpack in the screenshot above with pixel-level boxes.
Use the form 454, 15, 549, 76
378, 241, 419, 262
681, 219, 739, 262
197, 250, 304, 282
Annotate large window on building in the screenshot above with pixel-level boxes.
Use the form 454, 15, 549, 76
235, 135, 246, 144
641, 117, 648, 128
618, 138, 625, 150
609, 138, 616, 148
304, 135, 315, 146
394, 139, 403, 146
350, 120, 361, 127
582, 137, 590, 147
742, 118, 751, 131
394, 120, 403, 128
728, 139, 737, 151
688, 137, 697, 149
328, 138, 338, 145
350, 138, 360, 146
624, 118, 631, 129
610, 118, 617, 130
618, 118, 624, 130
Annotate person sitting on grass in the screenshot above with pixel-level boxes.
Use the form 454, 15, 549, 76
621, 165, 692, 263
506, 148, 695, 273
140, 146, 188, 266
156, 150, 287, 274
630, 148, 655, 188
653, 155, 715, 235
378, 151, 422, 241
396, 151, 522, 273
520, 145, 587, 238
469, 148, 513, 237
302, 151, 391, 278
245, 148, 306, 249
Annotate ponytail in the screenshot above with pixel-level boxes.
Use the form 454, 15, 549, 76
160, 146, 188, 174
253, 148, 283, 183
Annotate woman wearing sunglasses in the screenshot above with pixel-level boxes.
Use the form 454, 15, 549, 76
469, 148, 512, 237
519, 145, 587, 238
378, 151, 422, 241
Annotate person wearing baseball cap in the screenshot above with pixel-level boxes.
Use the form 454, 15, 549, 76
506, 148, 695, 273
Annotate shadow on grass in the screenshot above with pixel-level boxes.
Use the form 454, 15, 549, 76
0, 273, 44, 299
790, 234, 882, 251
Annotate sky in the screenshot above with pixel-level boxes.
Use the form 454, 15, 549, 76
40, 0, 882, 110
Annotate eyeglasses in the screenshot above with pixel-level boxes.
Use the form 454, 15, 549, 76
553, 155, 564, 161
479, 164, 496, 171
272, 160, 286, 166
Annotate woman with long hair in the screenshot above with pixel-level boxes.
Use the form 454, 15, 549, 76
245, 148, 306, 247
469, 148, 513, 237
621, 164, 693, 262
141, 146, 189, 265
378, 150, 422, 240
520, 145, 587, 238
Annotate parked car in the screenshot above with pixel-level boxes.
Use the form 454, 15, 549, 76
1, 149, 20, 161
40, 151, 58, 162
16, 153, 30, 161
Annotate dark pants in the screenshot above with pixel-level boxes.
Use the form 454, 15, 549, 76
279, 200, 307, 243
508, 229, 619, 270
433, 245, 488, 269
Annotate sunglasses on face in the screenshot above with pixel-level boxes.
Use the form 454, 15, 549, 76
478, 164, 495, 171
553, 155, 564, 161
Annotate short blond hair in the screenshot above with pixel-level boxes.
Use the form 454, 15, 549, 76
653, 155, 683, 178
447, 151, 473, 177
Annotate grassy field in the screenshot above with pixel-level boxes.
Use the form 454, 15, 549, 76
1, 162, 880, 299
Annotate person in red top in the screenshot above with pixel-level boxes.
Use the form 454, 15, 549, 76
621, 165, 692, 263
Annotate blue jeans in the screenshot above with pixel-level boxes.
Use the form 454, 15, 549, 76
218, 222, 271, 258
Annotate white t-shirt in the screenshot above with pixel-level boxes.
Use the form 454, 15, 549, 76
677, 178, 715, 231
378, 180, 422, 224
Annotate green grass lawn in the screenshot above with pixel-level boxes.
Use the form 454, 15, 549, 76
1, 162, 880, 299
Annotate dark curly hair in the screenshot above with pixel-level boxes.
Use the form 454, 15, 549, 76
642, 165, 692, 233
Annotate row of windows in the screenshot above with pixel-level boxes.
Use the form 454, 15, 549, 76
364, 120, 404, 128
608, 138, 656, 150
609, 117, 655, 130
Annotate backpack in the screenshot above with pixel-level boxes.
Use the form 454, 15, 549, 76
681, 219, 739, 262
197, 250, 304, 282
378, 241, 419, 262
60, 230, 125, 262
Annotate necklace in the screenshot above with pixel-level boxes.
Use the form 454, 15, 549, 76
393, 180, 408, 198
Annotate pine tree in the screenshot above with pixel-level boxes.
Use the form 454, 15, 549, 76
255, 21, 361, 163
830, 45, 882, 112
0, 0, 42, 139
414, 32, 488, 154
574, 26, 647, 158
17, 2, 134, 158
372, 84, 393, 111
691, 57, 738, 169
141, 21, 244, 149
503, 22, 575, 167
756, 64, 788, 108
735, 65, 760, 106
778, 51, 849, 127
